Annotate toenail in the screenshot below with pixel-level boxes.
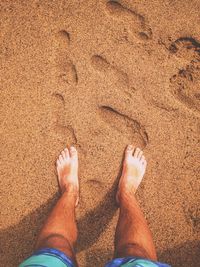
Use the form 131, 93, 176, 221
128, 145, 133, 149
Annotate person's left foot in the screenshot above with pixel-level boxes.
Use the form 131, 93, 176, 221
116, 145, 147, 204
56, 146, 79, 206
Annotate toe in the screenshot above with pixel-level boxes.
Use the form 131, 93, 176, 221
59, 155, 63, 163
64, 148, 69, 158
138, 150, 143, 160
125, 144, 134, 158
56, 159, 61, 167
142, 160, 147, 168
69, 146, 78, 158
61, 151, 66, 159
134, 147, 141, 158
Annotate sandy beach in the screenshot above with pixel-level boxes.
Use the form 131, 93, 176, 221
0, 0, 199, 266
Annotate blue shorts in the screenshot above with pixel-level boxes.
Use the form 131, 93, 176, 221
19, 248, 171, 267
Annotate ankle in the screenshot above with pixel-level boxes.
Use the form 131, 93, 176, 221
117, 190, 136, 206
62, 184, 78, 194
62, 185, 78, 203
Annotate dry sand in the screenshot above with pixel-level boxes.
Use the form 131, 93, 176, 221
0, 0, 200, 266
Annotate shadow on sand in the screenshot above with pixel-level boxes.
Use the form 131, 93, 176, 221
158, 240, 200, 267
84, 240, 200, 267
0, 174, 119, 267
1, 155, 199, 267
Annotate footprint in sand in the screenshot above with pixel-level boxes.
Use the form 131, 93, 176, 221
169, 37, 200, 113
105, 0, 152, 41
55, 30, 78, 86
169, 37, 200, 61
56, 30, 71, 48
51, 92, 77, 144
99, 105, 149, 147
91, 55, 129, 88
183, 203, 200, 233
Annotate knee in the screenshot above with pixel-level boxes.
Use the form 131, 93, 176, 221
115, 243, 156, 261
36, 233, 74, 255
37, 233, 70, 246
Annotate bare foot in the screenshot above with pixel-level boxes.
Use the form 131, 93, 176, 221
116, 145, 147, 203
56, 146, 79, 207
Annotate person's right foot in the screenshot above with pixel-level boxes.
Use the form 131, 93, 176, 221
116, 145, 147, 203
56, 146, 79, 206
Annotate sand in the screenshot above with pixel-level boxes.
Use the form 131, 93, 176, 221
0, 0, 200, 266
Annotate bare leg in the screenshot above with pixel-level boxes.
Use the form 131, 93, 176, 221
35, 146, 79, 264
115, 145, 157, 261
